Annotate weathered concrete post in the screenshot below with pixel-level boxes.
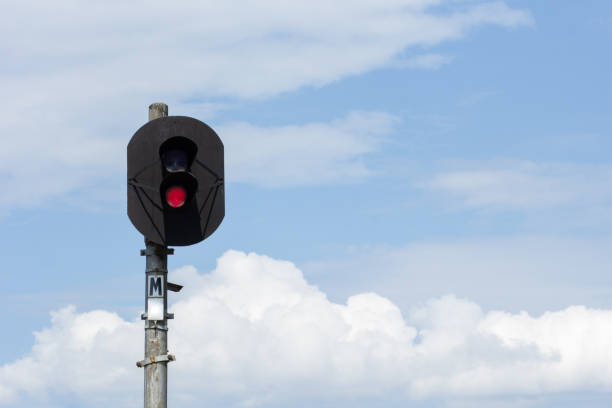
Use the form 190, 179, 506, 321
142, 102, 171, 408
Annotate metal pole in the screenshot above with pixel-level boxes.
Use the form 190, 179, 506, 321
141, 102, 171, 408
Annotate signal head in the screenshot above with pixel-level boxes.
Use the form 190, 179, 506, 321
127, 116, 224, 246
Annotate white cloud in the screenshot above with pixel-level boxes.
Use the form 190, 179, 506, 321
0, 111, 393, 213
221, 111, 396, 187
2, 250, 612, 407
0, 307, 141, 406
0, 1, 532, 99
424, 160, 612, 211
0, 1, 532, 210
392, 53, 455, 69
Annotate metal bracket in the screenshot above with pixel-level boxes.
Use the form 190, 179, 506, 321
136, 354, 175, 368
140, 247, 174, 256
167, 282, 183, 292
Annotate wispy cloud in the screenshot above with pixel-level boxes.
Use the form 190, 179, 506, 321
424, 160, 612, 211
391, 54, 454, 70
0, 1, 532, 211
0, 1, 532, 99
1, 250, 611, 407
0, 111, 395, 214
221, 111, 396, 187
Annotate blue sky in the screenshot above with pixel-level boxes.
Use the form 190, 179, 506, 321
1, 1, 612, 407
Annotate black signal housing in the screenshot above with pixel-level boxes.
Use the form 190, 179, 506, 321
127, 116, 224, 246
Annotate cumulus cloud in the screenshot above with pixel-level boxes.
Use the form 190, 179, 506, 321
0, 307, 141, 406
2, 250, 612, 407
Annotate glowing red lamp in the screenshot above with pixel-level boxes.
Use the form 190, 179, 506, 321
165, 186, 187, 208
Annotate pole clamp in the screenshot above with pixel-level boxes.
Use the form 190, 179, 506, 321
136, 354, 176, 368
140, 247, 174, 256
141, 312, 174, 320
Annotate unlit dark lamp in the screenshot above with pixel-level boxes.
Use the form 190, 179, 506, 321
162, 149, 188, 172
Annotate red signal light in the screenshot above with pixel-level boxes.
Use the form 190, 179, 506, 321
165, 186, 187, 208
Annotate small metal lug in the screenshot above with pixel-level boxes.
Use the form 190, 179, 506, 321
168, 354, 176, 361
167, 282, 183, 292
166, 312, 174, 319
141, 313, 147, 320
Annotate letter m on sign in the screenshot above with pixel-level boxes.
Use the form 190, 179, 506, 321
149, 275, 164, 297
